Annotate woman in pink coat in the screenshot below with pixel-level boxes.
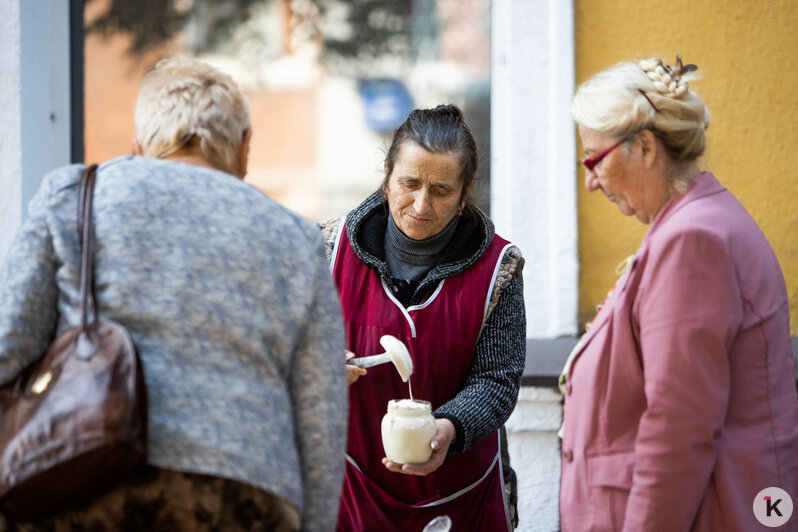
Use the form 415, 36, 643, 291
560, 55, 798, 531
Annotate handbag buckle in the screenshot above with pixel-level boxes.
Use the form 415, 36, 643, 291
30, 371, 53, 395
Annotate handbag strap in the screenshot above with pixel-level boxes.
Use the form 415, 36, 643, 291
77, 164, 99, 332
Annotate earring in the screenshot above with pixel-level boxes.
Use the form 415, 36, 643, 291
458, 207, 463, 216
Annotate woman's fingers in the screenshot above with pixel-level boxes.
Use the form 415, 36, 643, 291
345, 350, 367, 384
347, 364, 367, 384
382, 419, 456, 476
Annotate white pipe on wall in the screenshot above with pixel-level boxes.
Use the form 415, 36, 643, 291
0, 0, 72, 263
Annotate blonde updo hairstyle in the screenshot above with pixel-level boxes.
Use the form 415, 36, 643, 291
571, 56, 710, 191
134, 57, 250, 176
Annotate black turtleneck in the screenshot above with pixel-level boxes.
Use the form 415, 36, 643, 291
384, 214, 459, 306
385, 214, 460, 281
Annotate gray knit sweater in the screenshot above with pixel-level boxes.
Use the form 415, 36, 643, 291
0, 156, 347, 531
319, 191, 526, 453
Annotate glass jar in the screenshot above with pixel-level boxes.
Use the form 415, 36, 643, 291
381, 399, 436, 464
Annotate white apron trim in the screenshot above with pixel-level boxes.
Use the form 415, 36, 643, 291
414, 435, 500, 509
381, 279, 418, 338
407, 279, 445, 311
345, 453, 365, 473
329, 221, 346, 276
343, 430, 502, 510
497, 431, 512, 531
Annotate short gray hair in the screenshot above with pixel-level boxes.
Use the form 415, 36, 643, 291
134, 57, 250, 176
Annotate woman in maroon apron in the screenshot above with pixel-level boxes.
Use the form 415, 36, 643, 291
319, 105, 526, 531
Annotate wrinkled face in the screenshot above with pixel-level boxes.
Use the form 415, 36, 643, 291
578, 125, 650, 223
384, 141, 465, 240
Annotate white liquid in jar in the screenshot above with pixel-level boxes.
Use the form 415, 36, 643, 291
381, 399, 436, 464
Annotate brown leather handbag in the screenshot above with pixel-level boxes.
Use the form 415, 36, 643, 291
0, 165, 148, 520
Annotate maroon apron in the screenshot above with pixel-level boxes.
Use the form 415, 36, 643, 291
332, 225, 513, 532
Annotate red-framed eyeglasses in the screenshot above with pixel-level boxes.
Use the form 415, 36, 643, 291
580, 138, 626, 172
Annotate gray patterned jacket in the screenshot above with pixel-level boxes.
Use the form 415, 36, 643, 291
318, 191, 526, 453
0, 156, 347, 532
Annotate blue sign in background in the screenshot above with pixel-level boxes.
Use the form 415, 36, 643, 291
358, 78, 414, 134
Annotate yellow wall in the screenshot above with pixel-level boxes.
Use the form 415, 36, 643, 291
575, 0, 798, 333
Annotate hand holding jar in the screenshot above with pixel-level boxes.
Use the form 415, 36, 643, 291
382, 410, 457, 477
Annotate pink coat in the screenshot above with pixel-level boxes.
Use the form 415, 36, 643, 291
560, 173, 798, 531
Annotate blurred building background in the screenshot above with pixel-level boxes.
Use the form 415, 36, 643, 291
83, 0, 492, 221
2, 1, 797, 531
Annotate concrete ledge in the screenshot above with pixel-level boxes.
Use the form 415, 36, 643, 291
506, 387, 562, 433
522, 337, 578, 387
506, 429, 561, 532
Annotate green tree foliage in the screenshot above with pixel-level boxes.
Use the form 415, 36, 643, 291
86, 0, 415, 69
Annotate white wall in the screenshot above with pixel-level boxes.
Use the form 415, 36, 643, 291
0, 0, 72, 263
0, 0, 24, 263
492, 1, 575, 530
506, 388, 563, 532
491, 0, 577, 339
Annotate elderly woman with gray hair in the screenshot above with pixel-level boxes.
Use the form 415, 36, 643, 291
559, 56, 798, 531
0, 57, 347, 531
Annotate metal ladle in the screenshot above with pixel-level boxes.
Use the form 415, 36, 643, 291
347, 335, 413, 382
